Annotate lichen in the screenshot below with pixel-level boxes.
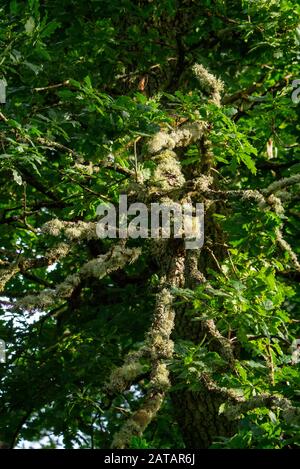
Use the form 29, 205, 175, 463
150, 363, 170, 392
107, 361, 146, 394
150, 150, 185, 192
148, 122, 207, 155
42, 219, 97, 241
109, 65, 224, 449
18, 290, 55, 310
0, 265, 20, 293
74, 161, 99, 175
192, 63, 224, 106
16, 245, 141, 312
194, 175, 214, 192
242, 190, 265, 206
111, 393, 164, 449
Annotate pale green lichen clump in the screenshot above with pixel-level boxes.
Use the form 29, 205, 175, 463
108, 361, 146, 394
146, 288, 175, 360
192, 63, 224, 106
151, 363, 170, 392
148, 121, 207, 155
0, 243, 70, 294
194, 174, 214, 191
150, 150, 185, 192
111, 393, 164, 449
42, 219, 97, 240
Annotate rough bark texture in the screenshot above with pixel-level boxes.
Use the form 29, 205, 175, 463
170, 222, 237, 448
172, 388, 236, 448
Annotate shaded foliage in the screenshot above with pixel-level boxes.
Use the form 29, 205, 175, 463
0, 0, 299, 449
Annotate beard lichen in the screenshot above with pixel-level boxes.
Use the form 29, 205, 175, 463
111, 392, 164, 449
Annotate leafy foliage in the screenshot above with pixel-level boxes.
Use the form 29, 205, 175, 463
0, 0, 299, 449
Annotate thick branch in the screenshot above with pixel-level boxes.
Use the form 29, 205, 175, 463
16, 243, 141, 311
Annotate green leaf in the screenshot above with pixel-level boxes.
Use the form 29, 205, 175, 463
25, 17, 35, 35
12, 169, 22, 185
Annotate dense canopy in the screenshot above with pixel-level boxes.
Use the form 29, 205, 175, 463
0, 0, 299, 449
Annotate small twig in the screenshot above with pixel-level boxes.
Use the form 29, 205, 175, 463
0, 111, 8, 122
34, 80, 70, 92
266, 342, 275, 386
205, 245, 227, 278
64, 174, 111, 201
22, 181, 27, 224
227, 249, 239, 277
36, 137, 80, 158
133, 139, 138, 182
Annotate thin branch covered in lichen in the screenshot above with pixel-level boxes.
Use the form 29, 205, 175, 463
275, 228, 300, 271
42, 219, 97, 241
224, 394, 300, 425
111, 385, 164, 449
111, 288, 175, 449
0, 264, 20, 293
263, 173, 300, 196
106, 351, 148, 395
16, 243, 141, 311
0, 243, 70, 293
